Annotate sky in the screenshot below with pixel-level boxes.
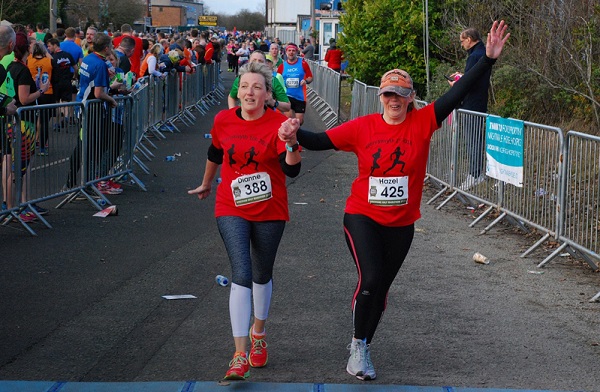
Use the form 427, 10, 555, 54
203, 0, 265, 15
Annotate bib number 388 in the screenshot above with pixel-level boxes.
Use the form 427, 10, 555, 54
231, 172, 272, 206
368, 176, 409, 206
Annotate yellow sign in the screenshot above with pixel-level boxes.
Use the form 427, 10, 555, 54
198, 15, 218, 26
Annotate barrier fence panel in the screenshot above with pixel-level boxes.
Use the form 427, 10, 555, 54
439, 110, 502, 227
425, 110, 454, 200
174, 72, 196, 126
350, 83, 382, 120
1, 114, 21, 230
306, 60, 340, 128
164, 71, 181, 131
182, 68, 200, 117
540, 131, 600, 275
1, 116, 14, 209
194, 65, 210, 115
350, 80, 366, 120
1, 103, 84, 234
130, 79, 155, 173
145, 76, 163, 137
502, 123, 563, 252
429, 110, 564, 250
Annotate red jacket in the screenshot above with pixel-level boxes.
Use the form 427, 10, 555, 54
204, 42, 214, 64
325, 48, 343, 71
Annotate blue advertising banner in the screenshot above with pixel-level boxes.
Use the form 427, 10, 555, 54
485, 116, 524, 187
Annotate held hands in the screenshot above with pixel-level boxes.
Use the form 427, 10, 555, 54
188, 184, 212, 200
486, 20, 510, 59
278, 118, 300, 144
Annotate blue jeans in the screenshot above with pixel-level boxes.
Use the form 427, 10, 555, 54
216, 216, 286, 288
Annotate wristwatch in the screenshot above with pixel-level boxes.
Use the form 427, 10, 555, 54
285, 141, 300, 152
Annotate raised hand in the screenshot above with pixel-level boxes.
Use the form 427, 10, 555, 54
486, 20, 510, 59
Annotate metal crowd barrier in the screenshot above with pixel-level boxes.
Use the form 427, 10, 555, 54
1, 63, 222, 235
348, 80, 381, 120
345, 78, 600, 301
427, 110, 565, 256
550, 132, 600, 293
305, 59, 341, 129
2, 103, 83, 234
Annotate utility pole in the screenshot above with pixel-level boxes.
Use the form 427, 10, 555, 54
423, 0, 430, 98
49, 0, 58, 33
310, 0, 315, 44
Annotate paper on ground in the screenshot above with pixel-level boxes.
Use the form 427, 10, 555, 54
93, 205, 117, 217
162, 294, 197, 300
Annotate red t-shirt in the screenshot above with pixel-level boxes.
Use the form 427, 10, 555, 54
112, 34, 144, 77
211, 108, 290, 221
326, 104, 438, 226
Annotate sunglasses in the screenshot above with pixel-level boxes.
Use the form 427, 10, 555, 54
382, 91, 411, 98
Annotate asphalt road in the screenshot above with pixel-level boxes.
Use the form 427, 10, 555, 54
0, 68, 599, 392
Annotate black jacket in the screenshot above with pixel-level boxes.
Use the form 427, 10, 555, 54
460, 41, 491, 113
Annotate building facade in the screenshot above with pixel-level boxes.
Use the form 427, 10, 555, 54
266, 0, 345, 60
149, 0, 204, 27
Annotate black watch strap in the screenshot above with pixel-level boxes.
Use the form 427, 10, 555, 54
285, 142, 299, 152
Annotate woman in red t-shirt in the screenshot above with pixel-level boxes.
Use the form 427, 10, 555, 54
279, 21, 509, 382
188, 61, 301, 380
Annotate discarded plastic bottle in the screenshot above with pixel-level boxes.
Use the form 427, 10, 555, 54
215, 275, 229, 286
204, 133, 212, 139
165, 155, 176, 161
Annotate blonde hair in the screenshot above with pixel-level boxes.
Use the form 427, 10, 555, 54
31, 41, 47, 57
238, 62, 272, 93
150, 43, 162, 57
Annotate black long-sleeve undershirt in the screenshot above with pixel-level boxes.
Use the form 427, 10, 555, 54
207, 143, 301, 178
297, 55, 497, 150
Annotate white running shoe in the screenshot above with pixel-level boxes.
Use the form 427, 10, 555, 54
346, 339, 376, 380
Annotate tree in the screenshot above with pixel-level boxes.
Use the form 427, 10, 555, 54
434, 0, 600, 130
1, 0, 40, 26
62, 0, 145, 29
216, 9, 265, 31
338, 0, 448, 96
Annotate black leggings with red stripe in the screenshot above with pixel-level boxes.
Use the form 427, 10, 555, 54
343, 213, 414, 344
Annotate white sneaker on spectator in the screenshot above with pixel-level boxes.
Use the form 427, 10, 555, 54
459, 174, 485, 191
